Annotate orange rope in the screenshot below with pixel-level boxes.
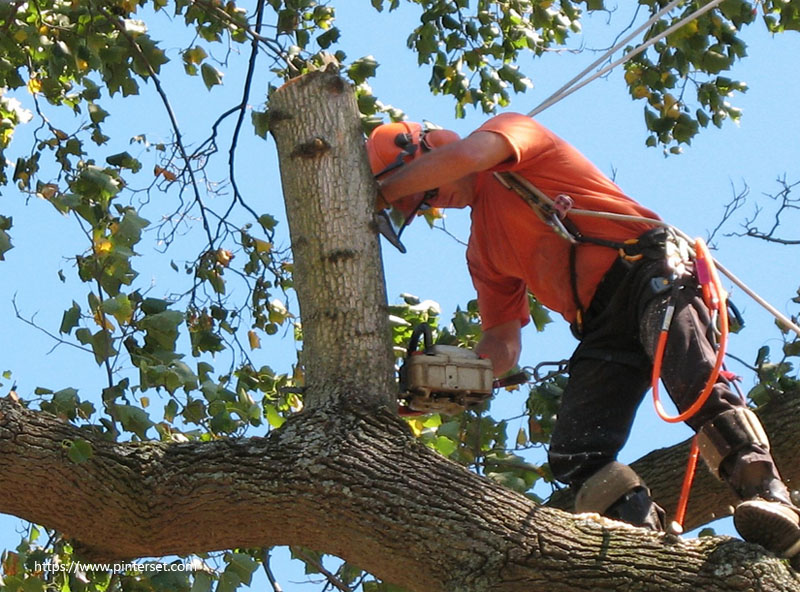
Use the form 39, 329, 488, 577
673, 436, 700, 530
651, 238, 729, 423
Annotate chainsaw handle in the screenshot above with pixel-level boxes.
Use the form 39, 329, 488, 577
407, 324, 433, 355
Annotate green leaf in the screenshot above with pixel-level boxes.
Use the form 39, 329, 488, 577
139, 309, 184, 350
265, 404, 285, 428
113, 404, 155, 439
0, 230, 11, 260
43, 388, 80, 420
88, 103, 109, 124
106, 151, 142, 172
21, 576, 45, 592
89, 329, 117, 365
225, 553, 258, 585
0, 215, 13, 261
200, 63, 223, 90
784, 340, 800, 358
528, 295, 552, 332
115, 208, 150, 249
755, 345, 770, 367
66, 438, 94, 464
183, 45, 208, 68
432, 435, 457, 457
183, 398, 208, 424
103, 293, 133, 325
316, 27, 341, 49
251, 109, 269, 139
190, 572, 213, 592
348, 55, 379, 84
258, 214, 277, 232
60, 301, 82, 334
141, 298, 169, 315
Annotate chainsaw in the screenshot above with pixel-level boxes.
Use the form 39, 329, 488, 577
398, 324, 528, 416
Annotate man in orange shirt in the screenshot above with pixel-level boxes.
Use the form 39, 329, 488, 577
367, 113, 800, 558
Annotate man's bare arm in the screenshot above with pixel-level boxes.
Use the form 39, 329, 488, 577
378, 131, 514, 203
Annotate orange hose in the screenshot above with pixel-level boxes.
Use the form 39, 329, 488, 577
650, 238, 729, 531
651, 238, 729, 423
673, 436, 700, 530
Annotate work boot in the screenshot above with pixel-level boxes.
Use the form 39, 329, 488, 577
575, 461, 666, 531
605, 485, 666, 531
728, 458, 800, 559
734, 496, 800, 560
697, 407, 800, 559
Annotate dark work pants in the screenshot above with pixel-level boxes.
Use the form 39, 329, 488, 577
548, 249, 778, 495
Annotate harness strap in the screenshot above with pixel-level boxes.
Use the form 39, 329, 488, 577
495, 171, 659, 333
568, 243, 585, 333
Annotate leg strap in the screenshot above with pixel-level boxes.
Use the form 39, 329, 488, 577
575, 461, 647, 514
696, 407, 770, 479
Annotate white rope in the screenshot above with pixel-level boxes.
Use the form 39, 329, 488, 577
529, 0, 685, 117
528, 0, 726, 118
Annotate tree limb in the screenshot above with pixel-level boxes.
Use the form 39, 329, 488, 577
1, 396, 798, 591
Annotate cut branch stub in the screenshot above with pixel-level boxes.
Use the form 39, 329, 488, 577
269, 69, 396, 410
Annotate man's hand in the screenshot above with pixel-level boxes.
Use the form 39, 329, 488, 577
475, 319, 522, 376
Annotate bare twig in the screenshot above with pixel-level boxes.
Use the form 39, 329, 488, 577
260, 548, 283, 592
731, 176, 800, 245
707, 180, 749, 245
292, 548, 351, 592
214, 0, 267, 243
12, 296, 92, 356
96, 2, 216, 250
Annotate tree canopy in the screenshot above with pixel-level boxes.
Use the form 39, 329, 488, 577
1, 1, 800, 591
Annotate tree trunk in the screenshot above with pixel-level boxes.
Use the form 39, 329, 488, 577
268, 67, 396, 410
1, 71, 799, 592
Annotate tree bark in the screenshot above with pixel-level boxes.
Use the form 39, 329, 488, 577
268, 67, 396, 410
1, 395, 799, 591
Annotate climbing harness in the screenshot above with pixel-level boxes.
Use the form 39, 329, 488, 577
498, 171, 770, 533
648, 236, 730, 533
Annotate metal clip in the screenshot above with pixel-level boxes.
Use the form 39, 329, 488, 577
553, 194, 574, 218
546, 214, 578, 244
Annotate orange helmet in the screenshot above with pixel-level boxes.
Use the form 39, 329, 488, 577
366, 121, 460, 253
366, 121, 460, 178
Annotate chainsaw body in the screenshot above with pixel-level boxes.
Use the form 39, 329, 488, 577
399, 325, 494, 415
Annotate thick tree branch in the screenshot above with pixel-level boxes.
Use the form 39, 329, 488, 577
268, 69, 396, 407
0, 396, 798, 591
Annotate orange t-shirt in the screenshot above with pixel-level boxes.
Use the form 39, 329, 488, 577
466, 113, 661, 328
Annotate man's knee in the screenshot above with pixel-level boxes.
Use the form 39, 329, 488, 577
548, 447, 612, 487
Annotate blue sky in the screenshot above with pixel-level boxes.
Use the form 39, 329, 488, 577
1, 1, 799, 588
